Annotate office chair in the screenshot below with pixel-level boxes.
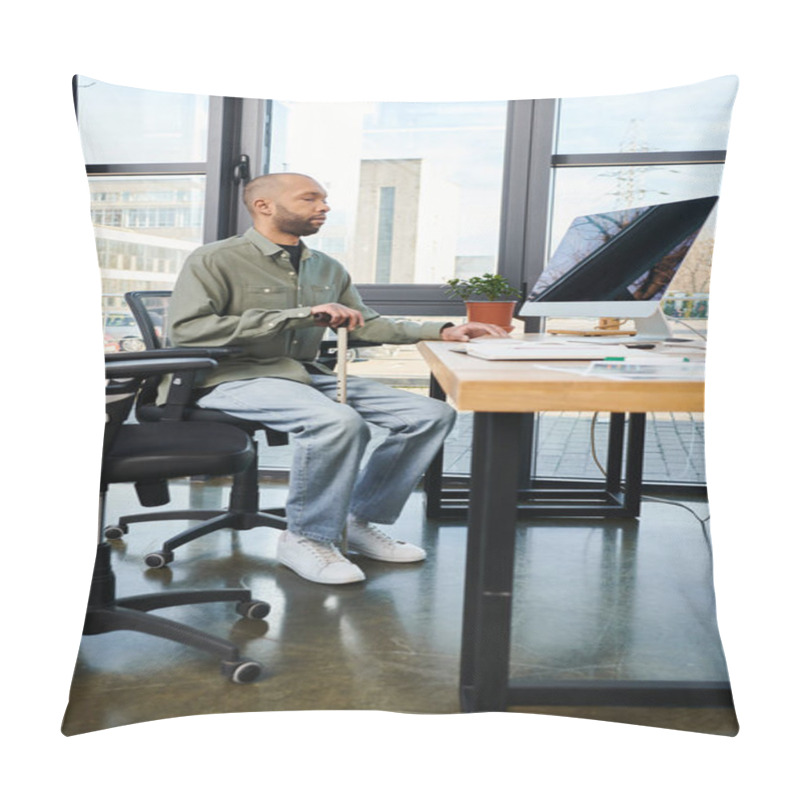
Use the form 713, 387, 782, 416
104, 290, 289, 568
87, 353, 271, 682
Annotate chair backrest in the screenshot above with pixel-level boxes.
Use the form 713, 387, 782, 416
125, 288, 296, 449
125, 290, 172, 349
103, 374, 140, 460
123, 291, 177, 411
102, 354, 253, 504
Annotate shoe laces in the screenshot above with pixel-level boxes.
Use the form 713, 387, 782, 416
352, 520, 404, 546
299, 536, 348, 565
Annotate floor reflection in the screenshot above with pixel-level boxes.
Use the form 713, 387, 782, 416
62, 478, 736, 736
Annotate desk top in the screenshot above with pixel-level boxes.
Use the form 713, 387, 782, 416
417, 338, 705, 414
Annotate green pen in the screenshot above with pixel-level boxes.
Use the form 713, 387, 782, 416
602, 356, 691, 362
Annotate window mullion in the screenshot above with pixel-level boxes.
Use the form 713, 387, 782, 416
553, 151, 727, 168
235, 99, 269, 235
85, 163, 207, 176
202, 96, 226, 244
495, 98, 556, 331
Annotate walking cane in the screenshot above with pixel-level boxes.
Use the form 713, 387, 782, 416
314, 312, 350, 551
313, 312, 349, 401
336, 325, 348, 404
336, 325, 348, 551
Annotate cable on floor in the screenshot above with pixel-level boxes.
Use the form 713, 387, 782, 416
672, 318, 707, 340
589, 412, 711, 547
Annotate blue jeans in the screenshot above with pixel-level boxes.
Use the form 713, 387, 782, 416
197, 374, 456, 542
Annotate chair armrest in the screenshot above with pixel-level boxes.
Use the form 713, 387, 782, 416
106, 353, 220, 422
105, 345, 241, 362
105, 354, 219, 379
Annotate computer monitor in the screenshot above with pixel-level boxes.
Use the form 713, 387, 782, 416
518, 195, 719, 340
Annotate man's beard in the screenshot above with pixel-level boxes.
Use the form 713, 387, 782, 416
273, 204, 323, 237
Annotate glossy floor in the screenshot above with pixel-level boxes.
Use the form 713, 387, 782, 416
62, 478, 737, 736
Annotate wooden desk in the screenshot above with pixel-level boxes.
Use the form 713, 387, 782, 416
418, 339, 705, 414
422, 338, 703, 519
417, 339, 732, 714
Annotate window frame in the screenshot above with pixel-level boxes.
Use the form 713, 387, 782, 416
501, 95, 726, 491
75, 84, 728, 319
510, 99, 729, 311
74, 78, 260, 244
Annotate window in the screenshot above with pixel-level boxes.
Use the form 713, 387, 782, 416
267, 100, 508, 312
546, 76, 737, 330
76, 78, 209, 164
74, 77, 256, 333
87, 175, 206, 314
554, 78, 737, 155
500, 77, 737, 487
77, 79, 727, 486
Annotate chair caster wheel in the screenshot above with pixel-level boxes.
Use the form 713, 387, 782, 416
144, 550, 173, 569
223, 659, 263, 684
236, 600, 271, 620
104, 523, 128, 540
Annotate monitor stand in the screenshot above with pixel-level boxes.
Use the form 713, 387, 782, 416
587, 308, 691, 343
631, 307, 691, 342
547, 308, 691, 343
546, 317, 636, 337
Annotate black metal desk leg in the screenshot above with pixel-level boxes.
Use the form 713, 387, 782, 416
605, 413, 626, 495
623, 413, 646, 517
424, 375, 446, 518
460, 411, 524, 712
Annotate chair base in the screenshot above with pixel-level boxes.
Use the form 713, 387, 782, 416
85, 543, 269, 683
106, 455, 288, 567
109, 508, 287, 568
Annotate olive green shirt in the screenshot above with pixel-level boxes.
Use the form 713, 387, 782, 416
160, 228, 447, 400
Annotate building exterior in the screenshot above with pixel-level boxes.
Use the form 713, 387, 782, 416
90, 176, 204, 312
351, 159, 459, 284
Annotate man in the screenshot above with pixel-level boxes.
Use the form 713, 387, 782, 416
167, 172, 508, 585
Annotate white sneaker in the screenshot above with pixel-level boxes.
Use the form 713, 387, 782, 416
277, 531, 366, 585
346, 516, 426, 563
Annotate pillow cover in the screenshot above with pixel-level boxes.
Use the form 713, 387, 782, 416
62, 75, 739, 738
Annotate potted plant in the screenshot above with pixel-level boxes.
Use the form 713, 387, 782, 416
444, 273, 522, 331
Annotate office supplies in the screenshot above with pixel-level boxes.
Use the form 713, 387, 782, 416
601, 355, 688, 362
465, 339, 632, 361
587, 359, 704, 380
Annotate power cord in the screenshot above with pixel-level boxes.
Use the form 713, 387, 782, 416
589, 412, 711, 546
670, 317, 708, 340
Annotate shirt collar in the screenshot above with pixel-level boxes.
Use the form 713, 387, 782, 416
244, 227, 311, 260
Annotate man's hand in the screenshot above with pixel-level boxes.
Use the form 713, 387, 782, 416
440, 321, 510, 342
311, 303, 364, 332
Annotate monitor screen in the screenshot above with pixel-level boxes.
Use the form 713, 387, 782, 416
521, 196, 718, 315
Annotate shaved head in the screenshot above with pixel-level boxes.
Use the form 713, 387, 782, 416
243, 173, 321, 215
243, 172, 330, 244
